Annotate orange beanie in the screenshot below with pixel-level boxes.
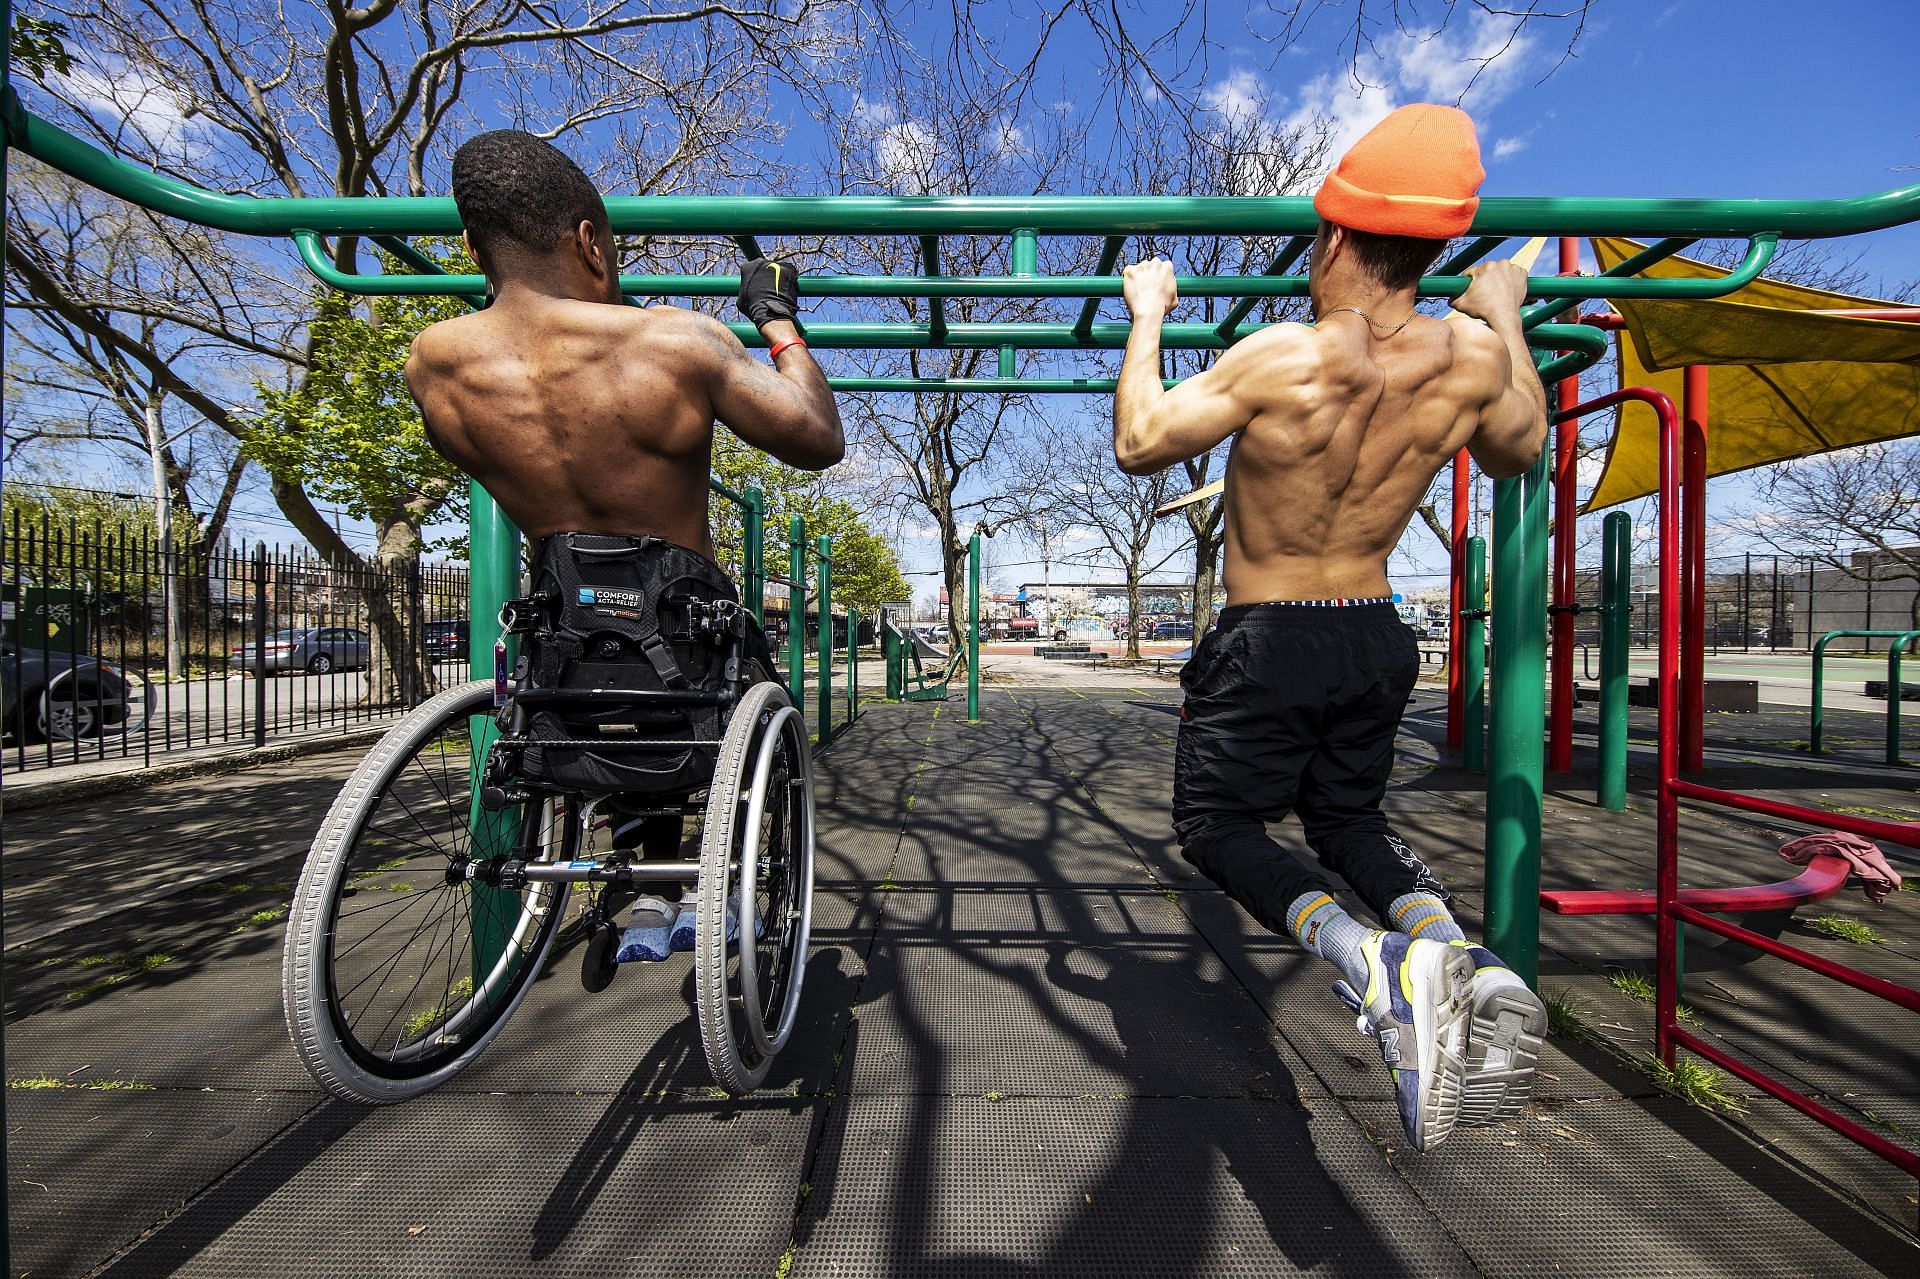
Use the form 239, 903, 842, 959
1313, 104, 1484, 239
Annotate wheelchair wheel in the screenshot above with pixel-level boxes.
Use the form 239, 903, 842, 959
283, 680, 572, 1103
695, 679, 816, 1093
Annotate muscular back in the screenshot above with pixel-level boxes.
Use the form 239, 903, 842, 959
1222, 316, 1506, 603
408, 301, 728, 555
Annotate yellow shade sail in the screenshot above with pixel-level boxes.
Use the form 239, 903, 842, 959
1583, 237, 1920, 512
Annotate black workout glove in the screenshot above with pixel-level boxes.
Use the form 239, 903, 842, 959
737, 257, 801, 329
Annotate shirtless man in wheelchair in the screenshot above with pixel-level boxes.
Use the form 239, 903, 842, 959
279, 131, 842, 1104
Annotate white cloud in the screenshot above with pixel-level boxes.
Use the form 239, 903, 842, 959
1283, 10, 1541, 169
978, 115, 1028, 161
872, 119, 937, 193
1201, 69, 1269, 132
60, 58, 207, 156
1493, 135, 1529, 161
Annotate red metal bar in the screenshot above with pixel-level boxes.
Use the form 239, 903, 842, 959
1540, 855, 1848, 916
1680, 365, 1708, 773
1671, 1027, 1920, 1177
1666, 778, 1920, 847
1549, 237, 1580, 773
1670, 904, 1920, 1012
1446, 450, 1470, 749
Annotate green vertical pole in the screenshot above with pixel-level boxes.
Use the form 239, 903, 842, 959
1000, 228, 1036, 377
817, 535, 832, 738
885, 621, 902, 699
2, 7, 16, 1271
788, 515, 806, 711
1463, 538, 1488, 774
967, 532, 982, 721
848, 607, 859, 725
1485, 449, 1548, 987
743, 487, 765, 625
1890, 635, 1911, 766
467, 480, 521, 982
1810, 632, 1831, 755
1598, 512, 1631, 811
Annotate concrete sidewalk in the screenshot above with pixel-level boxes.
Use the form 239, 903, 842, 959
3, 690, 1915, 1277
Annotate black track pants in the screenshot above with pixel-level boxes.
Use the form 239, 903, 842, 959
1171, 602, 1446, 936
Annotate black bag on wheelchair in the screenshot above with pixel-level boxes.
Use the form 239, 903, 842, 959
503, 533, 771, 795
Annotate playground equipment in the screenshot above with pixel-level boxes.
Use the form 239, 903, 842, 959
8, 72, 1920, 1179
1810, 629, 1919, 765
880, 532, 984, 720
776, 518, 864, 743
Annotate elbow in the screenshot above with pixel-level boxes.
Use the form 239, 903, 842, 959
791, 421, 846, 472
1113, 434, 1159, 476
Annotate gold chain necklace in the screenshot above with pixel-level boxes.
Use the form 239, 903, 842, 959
1318, 305, 1414, 338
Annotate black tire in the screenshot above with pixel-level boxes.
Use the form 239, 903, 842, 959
307, 652, 335, 675
282, 680, 571, 1103
1053, 630, 1067, 642
696, 679, 815, 1094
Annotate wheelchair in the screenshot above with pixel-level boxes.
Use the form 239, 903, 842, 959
281, 534, 815, 1104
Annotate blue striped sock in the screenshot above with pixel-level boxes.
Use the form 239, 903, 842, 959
1388, 892, 1465, 943
1285, 891, 1373, 992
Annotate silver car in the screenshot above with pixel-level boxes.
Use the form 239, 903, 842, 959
231, 627, 372, 675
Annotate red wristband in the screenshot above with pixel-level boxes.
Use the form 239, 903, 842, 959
767, 336, 807, 362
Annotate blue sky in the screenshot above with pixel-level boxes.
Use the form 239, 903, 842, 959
17, 0, 1918, 601
917, 0, 1920, 604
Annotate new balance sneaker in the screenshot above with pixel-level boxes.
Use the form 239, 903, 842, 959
1450, 942, 1548, 1126
1333, 931, 1474, 1152
614, 896, 679, 964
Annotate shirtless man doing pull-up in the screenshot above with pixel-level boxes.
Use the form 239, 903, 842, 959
406, 129, 843, 974
1113, 104, 1550, 1152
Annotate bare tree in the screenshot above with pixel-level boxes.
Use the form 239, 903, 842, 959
10, 0, 859, 700
1052, 417, 1190, 660
1748, 442, 1920, 630
824, 32, 1090, 653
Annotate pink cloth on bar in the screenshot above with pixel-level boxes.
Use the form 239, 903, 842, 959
1779, 832, 1904, 905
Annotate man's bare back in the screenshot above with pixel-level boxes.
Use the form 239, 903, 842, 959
408, 129, 841, 561
409, 298, 837, 558
1112, 251, 1545, 605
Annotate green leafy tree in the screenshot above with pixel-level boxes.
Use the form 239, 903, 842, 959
249, 246, 469, 700
9, 12, 73, 80
712, 434, 909, 617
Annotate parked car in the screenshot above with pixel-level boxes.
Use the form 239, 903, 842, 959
231, 627, 371, 675
423, 618, 470, 661
1, 643, 152, 743
1151, 621, 1193, 641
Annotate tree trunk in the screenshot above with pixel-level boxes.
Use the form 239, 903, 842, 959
940, 520, 967, 657
363, 519, 435, 707
1192, 531, 1221, 639
142, 395, 185, 681
1125, 572, 1142, 660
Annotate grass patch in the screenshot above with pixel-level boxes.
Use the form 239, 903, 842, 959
1826, 802, 1920, 823
1638, 1054, 1749, 1115
401, 976, 474, 1040
9, 1076, 152, 1091
983, 1090, 1005, 1102
1806, 915, 1884, 945
190, 880, 291, 896
1675, 1004, 1702, 1026
773, 1245, 798, 1279
231, 905, 288, 934
1608, 969, 1656, 1002
1542, 988, 1590, 1041
66, 952, 175, 1001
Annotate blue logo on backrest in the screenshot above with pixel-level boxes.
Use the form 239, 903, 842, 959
578, 588, 596, 604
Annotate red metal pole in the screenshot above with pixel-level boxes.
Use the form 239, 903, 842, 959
1446, 449, 1469, 750
1548, 237, 1580, 773
1655, 384, 1684, 1067
1681, 366, 1709, 773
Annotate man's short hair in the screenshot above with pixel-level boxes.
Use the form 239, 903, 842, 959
452, 131, 609, 268
1324, 221, 1447, 292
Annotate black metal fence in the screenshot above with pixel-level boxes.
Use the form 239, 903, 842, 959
1563, 551, 1920, 654
3, 512, 470, 775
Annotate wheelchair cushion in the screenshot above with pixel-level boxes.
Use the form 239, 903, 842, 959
511, 533, 772, 796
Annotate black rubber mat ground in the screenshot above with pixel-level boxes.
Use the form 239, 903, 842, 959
6, 690, 1916, 1277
